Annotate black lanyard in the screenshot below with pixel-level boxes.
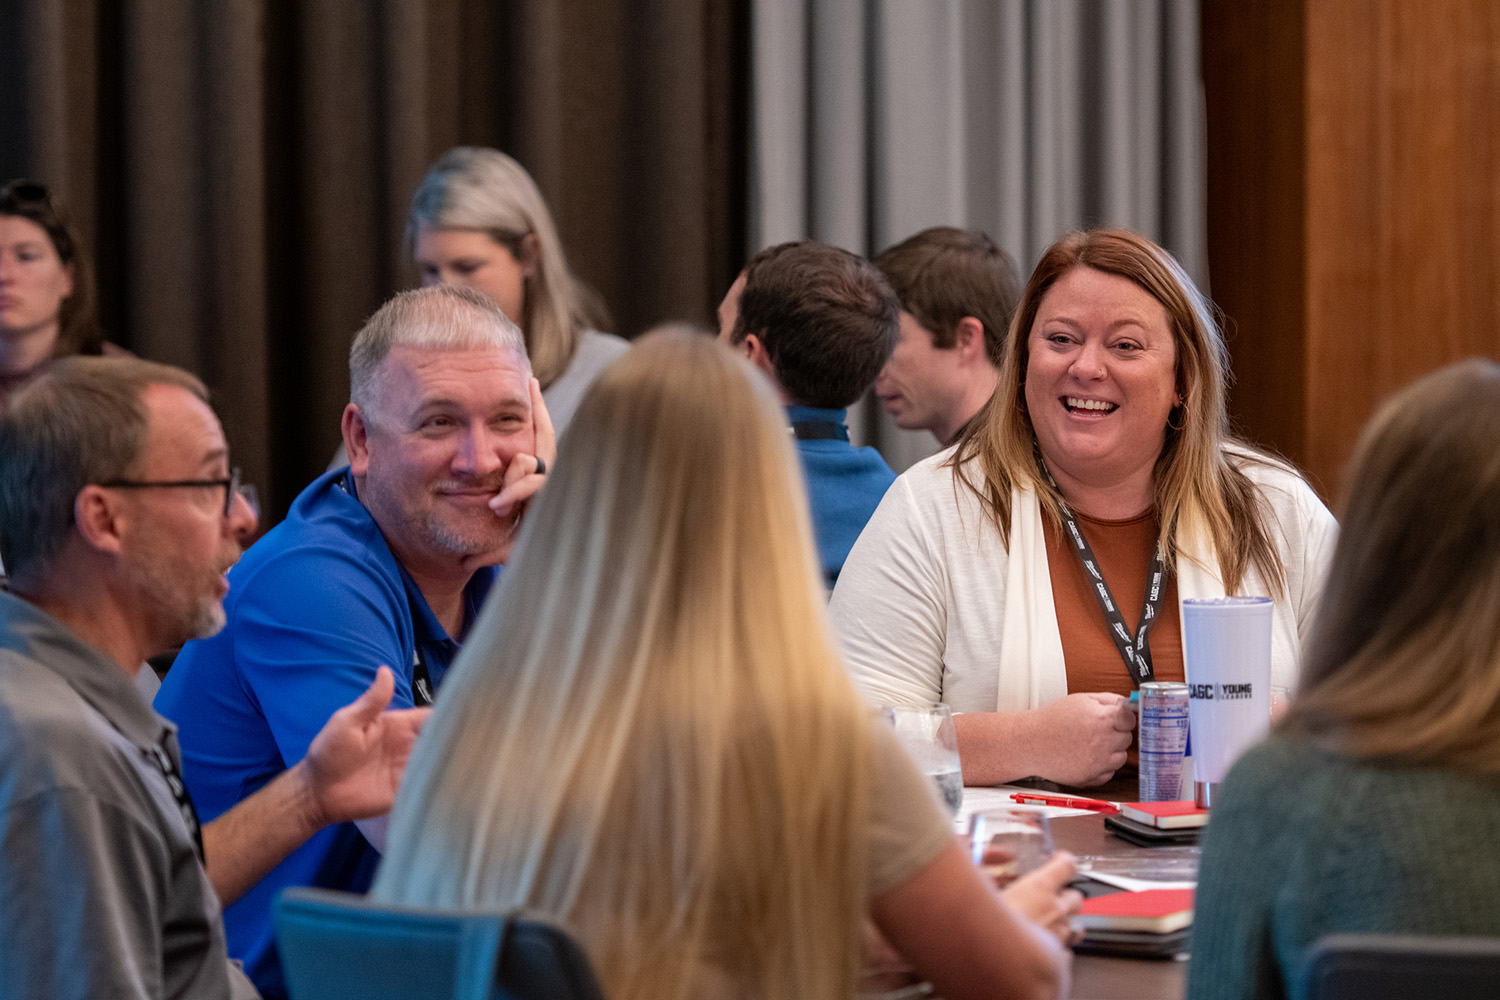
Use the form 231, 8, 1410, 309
1038, 458, 1169, 687
146, 736, 205, 863
411, 646, 434, 707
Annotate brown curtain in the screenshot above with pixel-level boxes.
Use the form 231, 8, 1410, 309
0, 0, 749, 520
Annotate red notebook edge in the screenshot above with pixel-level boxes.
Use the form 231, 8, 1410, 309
1119, 800, 1210, 829
1077, 888, 1196, 933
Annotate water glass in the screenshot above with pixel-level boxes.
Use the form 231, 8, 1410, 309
885, 704, 963, 815
968, 808, 1053, 885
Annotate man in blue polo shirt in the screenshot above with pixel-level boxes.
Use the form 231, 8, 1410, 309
717, 241, 900, 588
155, 284, 554, 998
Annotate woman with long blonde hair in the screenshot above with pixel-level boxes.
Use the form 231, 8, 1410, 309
372, 330, 1073, 1000
832, 229, 1337, 791
1188, 359, 1500, 999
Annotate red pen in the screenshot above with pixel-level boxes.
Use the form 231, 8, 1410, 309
1009, 792, 1120, 815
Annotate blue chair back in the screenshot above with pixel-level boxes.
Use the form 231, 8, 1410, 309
1301, 933, 1500, 1000
275, 886, 608, 1000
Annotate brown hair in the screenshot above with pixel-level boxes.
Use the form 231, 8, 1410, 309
0, 355, 207, 584
0, 179, 103, 358
875, 226, 1021, 367
953, 228, 1287, 595
730, 241, 899, 409
1280, 359, 1500, 771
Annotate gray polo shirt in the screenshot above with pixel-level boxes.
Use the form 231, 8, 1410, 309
0, 590, 258, 999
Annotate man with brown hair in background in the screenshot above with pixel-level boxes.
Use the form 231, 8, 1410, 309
718, 241, 900, 588
874, 227, 1022, 446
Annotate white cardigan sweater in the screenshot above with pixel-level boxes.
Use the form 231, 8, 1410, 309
829, 448, 1338, 714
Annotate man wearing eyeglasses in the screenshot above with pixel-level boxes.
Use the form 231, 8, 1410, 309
154, 284, 555, 999
0, 356, 432, 999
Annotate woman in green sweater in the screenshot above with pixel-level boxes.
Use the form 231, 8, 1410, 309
1188, 358, 1500, 1000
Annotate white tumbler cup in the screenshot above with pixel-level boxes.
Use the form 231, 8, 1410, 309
1182, 597, 1272, 808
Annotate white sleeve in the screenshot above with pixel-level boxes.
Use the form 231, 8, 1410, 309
829, 475, 949, 707
1243, 459, 1341, 690
1283, 479, 1339, 645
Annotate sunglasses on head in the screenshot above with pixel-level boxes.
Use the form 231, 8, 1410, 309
0, 179, 52, 206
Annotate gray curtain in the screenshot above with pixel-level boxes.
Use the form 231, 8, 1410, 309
749, 0, 1205, 471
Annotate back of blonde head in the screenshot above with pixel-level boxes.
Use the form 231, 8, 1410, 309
1281, 359, 1500, 771
373, 331, 873, 1000
407, 147, 583, 389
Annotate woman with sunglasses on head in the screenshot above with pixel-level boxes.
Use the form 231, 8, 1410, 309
0, 184, 255, 590
0, 180, 132, 582
373, 330, 1077, 1000
0, 179, 121, 402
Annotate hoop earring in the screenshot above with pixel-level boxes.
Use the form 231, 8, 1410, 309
1167, 407, 1185, 432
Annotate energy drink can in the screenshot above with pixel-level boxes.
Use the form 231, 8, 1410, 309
1138, 681, 1190, 801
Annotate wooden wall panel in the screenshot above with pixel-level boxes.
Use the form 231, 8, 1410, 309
1306, 0, 1500, 493
1204, 0, 1500, 503
1302, 0, 1384, 494
1200, 0, 1307, 471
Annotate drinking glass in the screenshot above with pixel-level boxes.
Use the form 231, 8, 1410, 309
967, 808, 1053, 885
885, 704, 963, 816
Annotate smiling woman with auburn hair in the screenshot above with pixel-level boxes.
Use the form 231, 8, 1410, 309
831, 228, 1338, 792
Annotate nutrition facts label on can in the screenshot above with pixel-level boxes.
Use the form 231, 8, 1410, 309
1139, 681, 1190, 801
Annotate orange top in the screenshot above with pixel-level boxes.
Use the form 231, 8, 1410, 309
1044, 507, 1185, 696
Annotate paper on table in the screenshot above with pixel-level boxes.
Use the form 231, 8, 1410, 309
961, 787, 1200, 888
953, 785, 1105, 835
1085, 870, 1197, 893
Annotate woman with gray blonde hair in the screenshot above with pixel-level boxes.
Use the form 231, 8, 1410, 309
1188, 359, 1500, 999
373, 331, 1075, 1000
407, 147, 628, 436
832, 229, 1338, 791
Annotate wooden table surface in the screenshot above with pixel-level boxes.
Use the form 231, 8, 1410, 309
1051, 813, 1193, 1000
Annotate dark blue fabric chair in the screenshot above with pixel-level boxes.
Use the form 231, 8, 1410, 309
275, 886, 608, 1000
1300, 933, 1500, 1000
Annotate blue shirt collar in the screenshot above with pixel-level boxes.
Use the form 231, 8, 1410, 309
786, 404, 848, 425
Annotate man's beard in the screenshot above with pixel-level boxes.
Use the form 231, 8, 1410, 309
409, 476, 516, 559
416, 501, 514, 558
127, 558, 229, 648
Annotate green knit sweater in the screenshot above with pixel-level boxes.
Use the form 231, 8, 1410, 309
1186, 733, 1500, 1000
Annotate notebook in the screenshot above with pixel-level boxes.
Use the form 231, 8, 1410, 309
1118, 800, 1210, 829
1076, 887, 1195, 934
1103, 812, 1202, 846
